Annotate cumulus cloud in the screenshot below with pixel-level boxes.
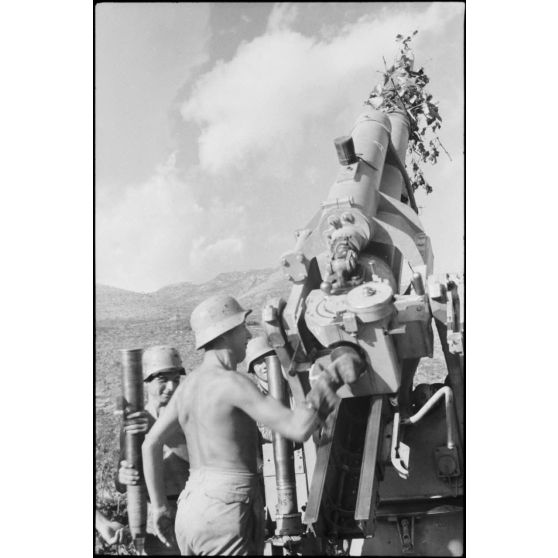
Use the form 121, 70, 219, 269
98, 3, 464, 291
266, 3, 299, 32
181, 3, 462, 176
189, 236, 245, 272
96, 153, 247, 291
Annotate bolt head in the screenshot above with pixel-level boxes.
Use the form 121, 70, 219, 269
320, 281, 332, 294
438, 455, 457, 475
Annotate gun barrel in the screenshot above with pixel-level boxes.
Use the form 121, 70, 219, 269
322, 108, 392, 245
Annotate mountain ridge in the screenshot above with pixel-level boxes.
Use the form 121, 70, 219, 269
96, 268, 291, 323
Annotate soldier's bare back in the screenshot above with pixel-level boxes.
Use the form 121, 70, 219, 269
175, 360, 260, 474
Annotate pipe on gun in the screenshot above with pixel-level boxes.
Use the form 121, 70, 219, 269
401, 386, 455, 450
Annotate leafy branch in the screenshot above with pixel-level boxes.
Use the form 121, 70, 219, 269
366, 31, 450, 194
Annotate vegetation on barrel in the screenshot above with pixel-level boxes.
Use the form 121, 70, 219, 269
366, 31, 449, 194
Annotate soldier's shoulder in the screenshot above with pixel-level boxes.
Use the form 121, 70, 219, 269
234, 370, 259, 387
206, 369, 255, 392
175, 372, 197, 397
226, 371, 261, 397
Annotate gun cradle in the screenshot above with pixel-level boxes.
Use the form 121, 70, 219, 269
304, 279, 434, 398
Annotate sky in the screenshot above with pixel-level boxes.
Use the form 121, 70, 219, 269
95, 2, 464, 293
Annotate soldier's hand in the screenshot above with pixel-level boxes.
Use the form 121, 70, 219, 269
326, 346, 366, 387
306, 369, 340, 421
118, 460, 141, 485
123, 411, 149, 434
152, 506, 175, 548
97, 518, 130, 546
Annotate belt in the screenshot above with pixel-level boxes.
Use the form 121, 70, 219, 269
147, 494, 179, 503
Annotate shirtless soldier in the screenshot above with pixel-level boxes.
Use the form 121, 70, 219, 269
143, 294, 364, 555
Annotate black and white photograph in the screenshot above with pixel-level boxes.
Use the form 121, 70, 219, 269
94, 2, 464, 555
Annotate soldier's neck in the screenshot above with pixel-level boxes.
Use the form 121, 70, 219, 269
203, 349, 237, 370
145, 401, 161, 418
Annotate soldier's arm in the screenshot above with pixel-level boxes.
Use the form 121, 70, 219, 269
227, 374, 337, 443
142, 388, 184, 510
114, 427, 127, 493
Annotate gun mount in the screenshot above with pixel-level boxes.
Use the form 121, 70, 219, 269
260, 106, 464, 556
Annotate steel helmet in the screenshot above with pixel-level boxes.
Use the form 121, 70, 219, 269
190, 294, 252, 350
142, 345, 185, 382
246, 336, 275, 373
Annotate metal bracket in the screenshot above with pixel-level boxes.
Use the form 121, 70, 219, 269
320, 195, 355, 209
132, 536, 146, 555
342, 311, 358, 333
275, 513, 303, 536
386, 324, 406, 335
446, 282, 463, 355
435, 446, 461, 479
395, 516, 415, 553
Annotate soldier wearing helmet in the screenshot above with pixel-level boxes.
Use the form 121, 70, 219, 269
246, 336, 275, 395
246, 336, 276, 442
115, 345, 189, 555
142, 293, 352, 556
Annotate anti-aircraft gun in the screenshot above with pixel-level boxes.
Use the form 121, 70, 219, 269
259, 105, 464, 556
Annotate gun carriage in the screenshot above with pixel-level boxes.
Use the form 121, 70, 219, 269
260, 105, 464, 556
